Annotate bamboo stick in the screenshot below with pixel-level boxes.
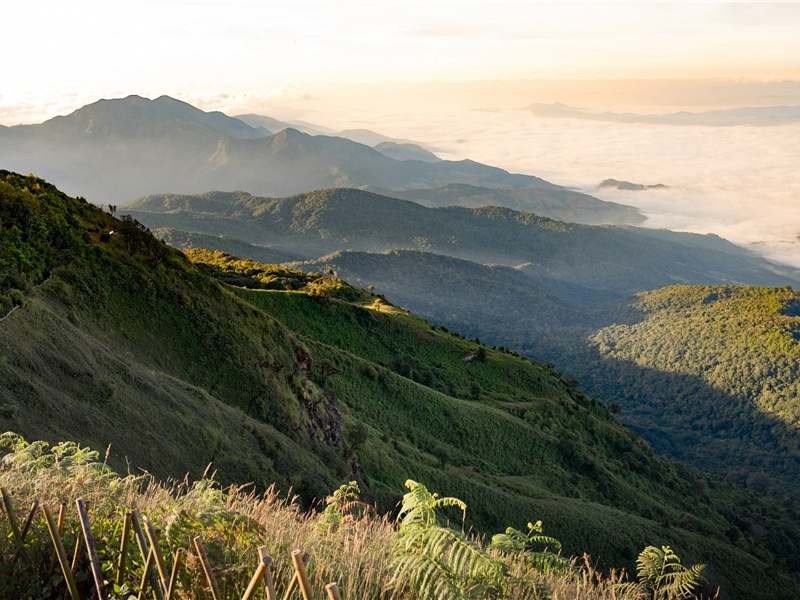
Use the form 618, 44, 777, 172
282, 552, 310, 600
42, 504, 80, 600
71, 529, 83, 574
166, 547, 185, 600
76, 498, 106, 600
325, 583, 342, 600
137, 547, 156, 600
12, 500, 38, 561
260, 546, 277, 600
1, 487, 28, 559
145, 518, 171, 596
131, 510, 165, 600
48, 503, 66, 576
194, 536, 223, 600
116, 512, 133, 586
20, 501, 38, 540
241, 554, 270, 600
291, 550, 314, 600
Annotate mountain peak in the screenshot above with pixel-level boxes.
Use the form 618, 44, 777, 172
39, 94, 265, 141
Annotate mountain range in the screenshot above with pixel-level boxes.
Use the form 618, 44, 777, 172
2, 171, 800, 598
528, 102, 800, 126
0, 94, 639, 227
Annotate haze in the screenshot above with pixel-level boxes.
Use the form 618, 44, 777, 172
2, 1, 800, 266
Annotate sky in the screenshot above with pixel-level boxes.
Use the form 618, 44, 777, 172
3, 1, 800, 124
3, 1, 800, 267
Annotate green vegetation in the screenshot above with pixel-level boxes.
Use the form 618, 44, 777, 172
614, 545, 706, 600
577, 285, 800, 502
2, 172, 800, 598
0, 436, 707, 600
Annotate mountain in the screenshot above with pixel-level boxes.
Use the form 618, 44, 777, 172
381, 182, 645, 225
1, 95, 636, 224
373, 141, 442, 162
599, 179, 669, 192
529, 102, 800, 126
123, 187, 800, 298
3, 171, 800, 598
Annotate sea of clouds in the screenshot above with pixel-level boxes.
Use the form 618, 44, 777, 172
266, 84, 800, 270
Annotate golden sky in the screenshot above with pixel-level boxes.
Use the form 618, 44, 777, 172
3, 1, 800, 124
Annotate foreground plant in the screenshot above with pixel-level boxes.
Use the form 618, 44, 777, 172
614, 545, 706, 600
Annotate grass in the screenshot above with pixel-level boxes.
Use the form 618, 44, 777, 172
0, 433, 715, 600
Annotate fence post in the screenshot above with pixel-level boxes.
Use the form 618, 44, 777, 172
131, 509, 165, 600
1, 487, 28, 559
325, 582, 342, 600
292, 549, 314, 600
117, 512, 133, 586
41, 504, 81, 600
76, 498, 106, 600
194, 535, 223, 600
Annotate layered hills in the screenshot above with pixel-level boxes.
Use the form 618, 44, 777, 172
0, 95, 638, 227
3, 171, 800, 598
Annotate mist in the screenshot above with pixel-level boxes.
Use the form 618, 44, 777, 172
236, 80, 800, 269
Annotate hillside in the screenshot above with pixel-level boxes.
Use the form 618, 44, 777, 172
381, 182, 645, 225
2, 172, 800, 598
574, 285, 800, 501
124, 187, 799, 299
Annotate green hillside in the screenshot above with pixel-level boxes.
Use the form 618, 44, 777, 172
124, 187, 800, 298
575, 285, 800, 501
2, 172, 800, 598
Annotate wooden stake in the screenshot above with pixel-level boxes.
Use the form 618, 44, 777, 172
41, 504, 80, 600
1, 487, 28, 559
48, 503, 66, 576
76, 498, 106, 600
145, 518, 171, 596
260, 546, 277, 600
12, 500, 38, 561
20, 501, 38, 540
291, 550, 314, 600
166, 547, 185, 600
137, 546, 156, 600
193, 536, 223, 600
325, 583, 342, 600
241, 554, 270, 600
116, 512, 133, 586
70, 529, 83, 574
282, 552, 310, 600
131, 510, 165, 600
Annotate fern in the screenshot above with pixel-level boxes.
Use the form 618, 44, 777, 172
614, 545, 706, 600
391, 480, 552, 599
489, 521, 572, 575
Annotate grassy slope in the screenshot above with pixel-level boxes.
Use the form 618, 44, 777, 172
2, 175, 799, 598
187, 251, 800, 598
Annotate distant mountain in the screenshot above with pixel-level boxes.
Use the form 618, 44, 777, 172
152, 227, 303, 264
234, 113, 335, 136
383, 182, 645, 225
373, 141, 441, 162
124, 187, 799, 298
599, 179, 669, 191
529, 102, 800, 126
3, 95, 631, 214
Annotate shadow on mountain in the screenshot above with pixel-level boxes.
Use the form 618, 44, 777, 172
574, 349, 800, 505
